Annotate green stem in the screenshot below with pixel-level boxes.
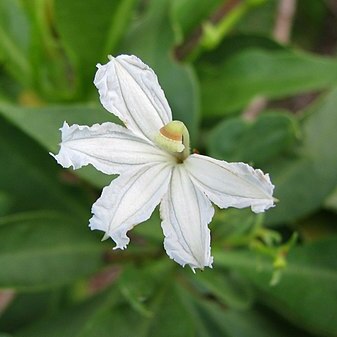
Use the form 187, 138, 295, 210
183, 0, 267, 62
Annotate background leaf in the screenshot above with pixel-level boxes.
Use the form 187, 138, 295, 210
0, 288, 75, 333
0, 212, 104, 290
265, 88, 337, 225
0, 0, 32, 85
0, 1, 337, 335
214, 237, 337, 336
199, 49, 337, 116
54, 0, 136, 98
0, 115, 88, 216
207, 111, 299, 166
0, 103, 119, 188
179, 284, 310, 337
14, 290, 116, 337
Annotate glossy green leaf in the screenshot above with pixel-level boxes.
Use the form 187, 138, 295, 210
0, 212, 104, 290
207, 111, 299, 166
54, 0, 136, 97
0, 103, 119, 188
199, 49, 337, 116
121, 0, 200, 142
214, 237, 337, 336
265, 89, 337, 224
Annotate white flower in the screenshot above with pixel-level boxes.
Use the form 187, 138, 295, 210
52, 55, 275, 270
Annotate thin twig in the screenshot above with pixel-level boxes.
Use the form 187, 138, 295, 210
0, 290, 15, 314
273, 0, 297, 43
323, 0, 337, 17
242, 96, 268, 121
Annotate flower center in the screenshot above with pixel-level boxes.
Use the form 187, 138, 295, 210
154, 120, 190, 161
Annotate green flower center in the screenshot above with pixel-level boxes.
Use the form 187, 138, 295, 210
154, 120, 190, 161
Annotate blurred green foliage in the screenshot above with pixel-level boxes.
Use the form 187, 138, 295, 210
0, 0, 337, 336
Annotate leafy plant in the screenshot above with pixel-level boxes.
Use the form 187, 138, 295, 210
0, 0, 336, 336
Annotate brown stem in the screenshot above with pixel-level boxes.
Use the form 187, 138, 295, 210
273, 0, 297, 44
324, 0, 337, 17
0, 290, 15, 314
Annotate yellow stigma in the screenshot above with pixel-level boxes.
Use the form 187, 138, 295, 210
154, 120, 190, 160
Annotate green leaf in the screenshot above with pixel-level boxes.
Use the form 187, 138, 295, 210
199, 49, 337, 116
20, 1, 75, 100
0, 191, 11, 216
121, 0, 200, 142
118, 261, 173, 317
0, 103, 120, 188
0, 0, 32, 85
14, 270, 194, 337
142, 284, 195, 337
0, 291, 63, 332
54, 0, 136, 97
207, 111, 299, 166
77, 300, 144, 337
235, 0, 277, 36
192, 268, 254, 310
265, 88, 337, 224
214, 237, 337, 336
0, 115, 88, 216
189, 297, 310, 337
178, 282, 309, 337
72, 280, 194, 337
0, 212, 104, 290
325, 186, 337, 213
208, 88, 337, 226
15, 290, 117, 337
132, 209, 163, 243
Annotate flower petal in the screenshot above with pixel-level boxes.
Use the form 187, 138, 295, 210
160, 165, 214, 270
94, 54, 172, 142
185, 154, 275, 213
52, 122, 173, 175
89, 163, 172, 249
